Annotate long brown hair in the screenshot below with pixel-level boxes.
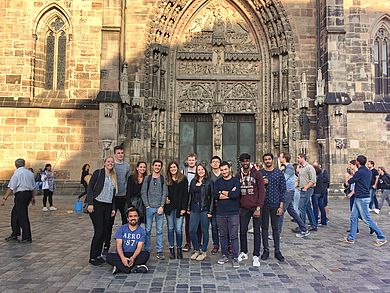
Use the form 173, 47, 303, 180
166, 161, 185, 186
194, 163, 209, 183
133, 161, 147, 183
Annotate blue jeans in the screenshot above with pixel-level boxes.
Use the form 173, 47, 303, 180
298, 189, 317, 228
279, 190, 307, 233
293, 189, 300, 214
348, 197, 385, 241
189, 211, 210, 252
312, 193, 327, 225
217, 214, 239, 258
369, 188, 379, 209
165, 210, 184, 248
145, 207, 164, 253
35, 182, 42, 193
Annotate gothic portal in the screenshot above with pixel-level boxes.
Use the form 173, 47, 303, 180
131, 0, 296, 171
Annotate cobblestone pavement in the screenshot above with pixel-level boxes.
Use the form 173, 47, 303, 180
0, 195, 389, 293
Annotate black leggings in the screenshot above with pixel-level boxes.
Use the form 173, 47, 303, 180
89, 201, 112, 259
43, 189, 53, 207
106, 251, 150, 273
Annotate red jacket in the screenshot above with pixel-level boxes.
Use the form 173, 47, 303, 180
236, 167, 265, 212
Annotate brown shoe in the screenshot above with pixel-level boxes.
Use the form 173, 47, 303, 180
211, 245, 219, 254
182, 243, 190, 252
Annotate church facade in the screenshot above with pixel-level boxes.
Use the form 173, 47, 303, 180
0, 0, 389, 193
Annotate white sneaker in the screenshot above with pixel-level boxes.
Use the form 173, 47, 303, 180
42, 207, 48, 211
369, 208, 373, 212
49, 206, 57, 211
252, 256, 260, 267
372, 209, 380, 214
238, 252, 248, 262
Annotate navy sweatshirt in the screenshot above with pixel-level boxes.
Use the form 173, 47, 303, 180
260, 168, 286, 208
213, 176, 241, 216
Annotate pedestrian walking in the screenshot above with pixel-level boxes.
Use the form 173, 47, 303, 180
277, 152, 310, 238
1, 158, 36, 243
79, 164, 91, 200
297, 154, 317, 231
341, 155, 387, 246
377, 167, 390, 214
312, 162, 328, 226
86, 156, 117, 266
165, 161, 188, 259
42, 163, 57, 211
368, 160, 380, 214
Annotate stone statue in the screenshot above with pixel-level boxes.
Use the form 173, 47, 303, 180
119, 105, 128, 137
299, 111, 310, 140
213, 114, 223, 150
273, 111, 280, 143
158, 111, 166, 147
151, 110, 158, 146
283, 110, 288, 139
152, 51, 160, 99
131, 107, 142, 139
316, 106, 326, 139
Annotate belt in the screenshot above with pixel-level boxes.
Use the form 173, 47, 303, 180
15, 190, 32, 195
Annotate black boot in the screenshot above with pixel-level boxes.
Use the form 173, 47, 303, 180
169, 247, 176, 259
177, 248, 183, 259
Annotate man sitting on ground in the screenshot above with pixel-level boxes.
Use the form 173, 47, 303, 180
106, 207, 150, 274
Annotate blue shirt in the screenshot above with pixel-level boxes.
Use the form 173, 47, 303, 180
261, 168, 286, 207
348, 165, 372, 198
114, 224, 146, 253
283, 164, 295, 191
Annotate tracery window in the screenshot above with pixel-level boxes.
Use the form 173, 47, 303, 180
373, 28, 389, 96
44, 17, 67, 90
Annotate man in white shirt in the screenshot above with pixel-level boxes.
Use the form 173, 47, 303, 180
1, 158, 36, 243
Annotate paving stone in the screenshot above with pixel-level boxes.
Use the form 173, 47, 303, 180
0, 196, 389, 292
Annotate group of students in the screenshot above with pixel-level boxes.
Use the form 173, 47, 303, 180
85, 145, 335, 274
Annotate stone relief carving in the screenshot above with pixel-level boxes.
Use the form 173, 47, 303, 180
316, 106, 326, 139
177, 82, 214, 113
272, 71, 279, 104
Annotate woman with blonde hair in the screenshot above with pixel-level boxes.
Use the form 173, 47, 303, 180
165, 161, 189, 259
86, 156, 117, 266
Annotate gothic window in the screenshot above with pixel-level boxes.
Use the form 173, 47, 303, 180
374, 28, 389, 96
44, 17, 67, 90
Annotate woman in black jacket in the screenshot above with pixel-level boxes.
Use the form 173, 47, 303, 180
188, 163, 213, 261
312, 163, 328, 226
165, 161, 189, 259
86, 156, 117, 266
78, 163, 91, 200
126, 161, 147, 224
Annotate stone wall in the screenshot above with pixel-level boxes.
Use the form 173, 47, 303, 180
0, 108, 100, 180
0, 0, 103, 100
347, 112, 390, 165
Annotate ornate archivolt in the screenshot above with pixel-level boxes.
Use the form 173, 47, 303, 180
140, 0, 301, 155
